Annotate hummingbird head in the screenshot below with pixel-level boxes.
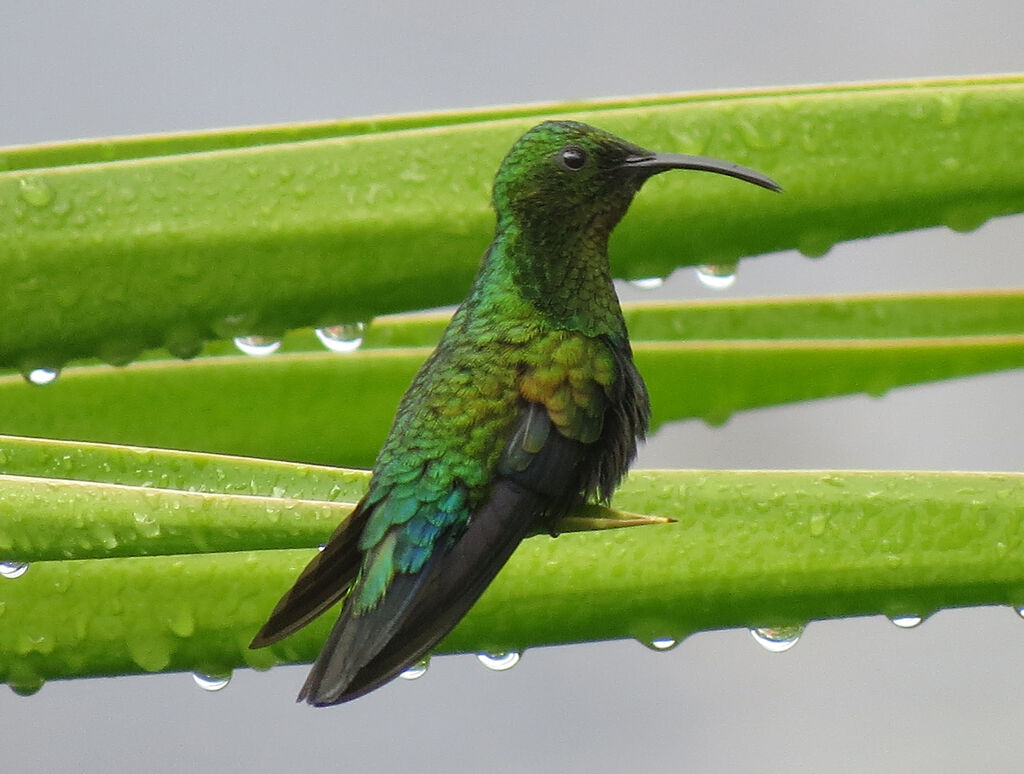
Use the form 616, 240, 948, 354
492, 120, 780, 238
486, 120, 779, 335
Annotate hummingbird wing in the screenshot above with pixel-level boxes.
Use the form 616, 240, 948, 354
252, 333, 648, 706
327, 340, 648, 700
295, 399, 588, 705
248, 498, 374, 649
302, 400, 592, 704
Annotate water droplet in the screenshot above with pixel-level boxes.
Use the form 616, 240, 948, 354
315, 321, 367, 353
192, 671, 231, 692
212, 313, 258, 339
809, 512, 827, 536
0, 561, 29, 579
796, 232, 835, 258
642, 637, 679, 652
133, 511, 161, 538
944, 205, 990, 234
98, 339, 143, 367
476, 651, 521, 671
630, 277, 665, 290
127, 633, 172, 672
18, 177, 54, 208
167, 607, 195, 638
400, 657, 430, 680
233, 335, 281, 356
936, 92, 964, 126
1015, 606, 1024, 619
695, 263, 737, 289
166, 325, 204, 360
889, 615, 923, 629
750, 624, 803, 653
25, 368, 59, 386
8, 675, 44, 696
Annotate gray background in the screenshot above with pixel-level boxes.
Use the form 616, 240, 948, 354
3, 2, 1024, 772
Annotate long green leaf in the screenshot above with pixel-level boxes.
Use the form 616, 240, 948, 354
2, 77, 1023, 371
1, 469, 1021, 693
1, 333, 1019, 466
4, 75, 1014, 171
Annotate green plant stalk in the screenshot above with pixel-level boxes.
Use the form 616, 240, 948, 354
7, 288, 1020, 371
2, 77, 1023, 371
1, 469, 1021, 693
0, 474, 354, 561
1, 334, 1020, 467
0, 434, 369, 497
3, 75, 1015, 172
0, 437, 650, 562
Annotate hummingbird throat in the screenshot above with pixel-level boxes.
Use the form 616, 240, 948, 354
504, 230, 620, 335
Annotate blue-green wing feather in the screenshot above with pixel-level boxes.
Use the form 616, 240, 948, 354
298, 402, 579, 706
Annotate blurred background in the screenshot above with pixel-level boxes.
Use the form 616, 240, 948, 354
2, 2, 1023, 772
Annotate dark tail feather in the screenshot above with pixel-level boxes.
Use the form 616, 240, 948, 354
301, 479, 542, 705
296, 403, 588, 705
296, 566, 433, 703
249, 498, 373, 649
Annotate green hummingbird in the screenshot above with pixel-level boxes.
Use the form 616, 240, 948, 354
250, 120, 780, 705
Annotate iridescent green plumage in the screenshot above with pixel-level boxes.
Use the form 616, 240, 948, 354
251, 120, 780, 705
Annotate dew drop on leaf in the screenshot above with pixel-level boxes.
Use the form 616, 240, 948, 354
400, 656, 430, 680
25, 368, 59, 386
641, 637, 679, 652
315, 321, 367, 353
888, 615, 923, 629
192, 671, 232, 692
0, 560, 29, 579
233, 336, 281, 356
476, 651, 521, 671
750, 624, 803, 653
630, 277, 665, 290
695, 263, 737, 289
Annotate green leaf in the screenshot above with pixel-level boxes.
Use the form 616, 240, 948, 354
2, 76, 1024, 371
0, 77, 1022, 692
0, 292, 1020, 465
1, 468, 1022, 690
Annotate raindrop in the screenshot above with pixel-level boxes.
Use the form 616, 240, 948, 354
796, 232, 835, 258
642, 637, 679, 652
476, 651, 521, 671
400, 657, 430, 680
889, 615, 923, 629
944, 206, 990, 234
8, 676, 44, 697
630, 277, 665, 290
695, 263, 737, 290
18, 177, 54, 208
212, 313, 257, 339
233, 336, 281, 356
25, 368, 59, 386
0, 561, 29, 579
166, 326, 204, 360
315, 321, 367, 353
750, 624, 803, 653
98, 339, 143, 368
192, 671, 231, 692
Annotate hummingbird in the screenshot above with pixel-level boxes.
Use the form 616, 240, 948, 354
250, 120, 780, 705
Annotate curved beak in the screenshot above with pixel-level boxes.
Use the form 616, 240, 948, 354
622, 152, 782, 192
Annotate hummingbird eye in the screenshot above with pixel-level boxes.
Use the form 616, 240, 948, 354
557, 145, 588, 171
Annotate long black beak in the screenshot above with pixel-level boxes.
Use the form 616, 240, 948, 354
622, 152, 782, 192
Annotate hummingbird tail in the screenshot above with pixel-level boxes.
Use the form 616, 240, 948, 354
299, 477, 543, 705
248, 498, 373, 649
